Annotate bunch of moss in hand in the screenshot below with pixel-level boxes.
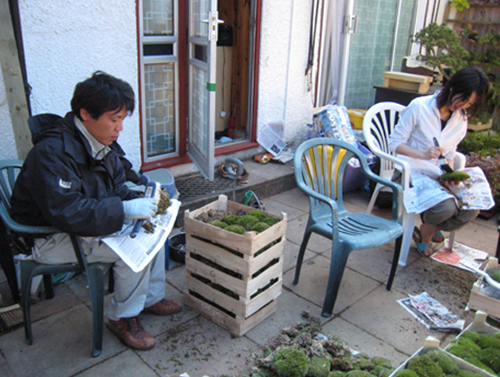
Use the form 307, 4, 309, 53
438, 171, 470, 184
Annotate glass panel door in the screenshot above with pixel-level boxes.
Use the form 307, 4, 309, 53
341, 0, 417, 109
188, 0, 219, 180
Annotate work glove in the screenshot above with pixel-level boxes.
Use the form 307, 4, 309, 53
122, 198, 158, 220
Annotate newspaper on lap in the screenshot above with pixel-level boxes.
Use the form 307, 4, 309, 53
84, 199, 181, 273
404, 167, 495, 214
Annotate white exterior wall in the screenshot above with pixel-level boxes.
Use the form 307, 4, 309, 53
0, 0, 314, 171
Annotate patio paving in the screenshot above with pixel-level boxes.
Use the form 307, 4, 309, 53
0, 161, 498, 377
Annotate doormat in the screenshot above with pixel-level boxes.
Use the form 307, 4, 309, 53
175, 173, 236, 202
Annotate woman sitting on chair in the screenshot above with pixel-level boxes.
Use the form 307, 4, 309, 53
388, 67, 489, 256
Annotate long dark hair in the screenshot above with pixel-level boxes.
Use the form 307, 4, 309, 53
437, 67, 489, 118
71, 71, 135, 120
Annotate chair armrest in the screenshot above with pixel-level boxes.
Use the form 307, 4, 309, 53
0, 205, 59, 237
296, 180, 338, 212
370, 148, 412, 190
360, 163, 404, 224
454, 152, 466, 170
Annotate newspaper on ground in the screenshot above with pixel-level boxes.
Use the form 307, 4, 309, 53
100, 199, 180, 273
431, 239, 489, 270
257, 124, 286, 157
404, 167, 495, 214
398, 291, 465, 330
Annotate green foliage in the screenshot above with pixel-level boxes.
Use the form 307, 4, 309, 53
412, 23, 469, 80
344, 371, 372, 377
271, 348, 309, 377
406, 355, 443, 377
458, 131, 500, 155
452, 0, 471, 12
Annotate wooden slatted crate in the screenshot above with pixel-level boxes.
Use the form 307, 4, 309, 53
383, 71, 433, 93
183, 195, 287, 336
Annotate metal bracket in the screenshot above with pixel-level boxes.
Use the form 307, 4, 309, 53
343, 14, 358, 34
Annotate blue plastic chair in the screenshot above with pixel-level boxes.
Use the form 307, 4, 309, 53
0, 159, 112, 357
293, 139, 404, 317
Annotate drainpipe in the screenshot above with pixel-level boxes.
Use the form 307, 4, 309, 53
338, 0, 356, 106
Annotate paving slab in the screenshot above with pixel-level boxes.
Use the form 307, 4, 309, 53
0, 305, 126, 377
269, 187, 310, 212
339, 285, 429, 356
282, 239, 316, 274
0, 353, 15, 377
321, 316, 409, 368
285, 213, 332, 253
244, 289, 326, 347
260, 197, 306, 221
75, 349, 157, 377
139, 315, 258, 377
282, 254, 381, 315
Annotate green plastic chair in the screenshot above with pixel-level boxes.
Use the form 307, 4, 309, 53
293, 139, 404, 317
0, 159, 112, 357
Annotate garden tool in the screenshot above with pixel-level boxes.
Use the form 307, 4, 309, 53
222, 157, 244, 201
459, 260, 500, 298
433, 137, 454, 173
130, 181, 160, 238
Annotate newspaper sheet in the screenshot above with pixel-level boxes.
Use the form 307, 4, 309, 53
431, 239, 489, 270
101, 199, 180, 273
398, 292, 464, 330
257, 124, 287, 156
404, 167, 495, 214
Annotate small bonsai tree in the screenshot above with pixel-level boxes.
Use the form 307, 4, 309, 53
412, 22, 470, 81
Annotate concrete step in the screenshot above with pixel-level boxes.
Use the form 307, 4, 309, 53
174, 160, 296, 227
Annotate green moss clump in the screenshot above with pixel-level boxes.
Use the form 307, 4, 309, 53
270, 348, 309, 377
438, 171, 470, 183
344, 371, 372, 377
327, 372, 346, 377
462, 356, 495, 374
221, 214, 240, 225
251, 222, 270, 233
487, 268, 500, 283
237, 214, 260, 230
372, 365, 393, 377
393, 370, 418, 377
478, 347, 500, 373
208, 220, 228, 229
263, 216, 280, 227
247, 209, 269, 221
423, 349, 458, 374
406, 355, 443, 377
224, 224, 246, 235
307, 356, 331, 377
371, 357, 392, 369
456, 369, 486, 377
461, 331, 480, 343
451, 337, 482, 356
476, 334, 500, 350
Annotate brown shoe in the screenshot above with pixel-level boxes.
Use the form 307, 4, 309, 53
144, 298, 182, 316
108, 317, 155, 350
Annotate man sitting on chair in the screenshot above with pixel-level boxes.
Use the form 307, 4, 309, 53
10, 71, 181, 350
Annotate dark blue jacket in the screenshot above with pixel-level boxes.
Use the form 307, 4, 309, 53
11, 112, 139, 237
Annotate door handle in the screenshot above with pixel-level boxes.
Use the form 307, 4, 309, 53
201, 11, 224, 41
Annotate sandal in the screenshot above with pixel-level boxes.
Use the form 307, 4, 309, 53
415, 242, 434, 257
431, 231, 445, 243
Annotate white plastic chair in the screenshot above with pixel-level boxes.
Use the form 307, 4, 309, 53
362, 102, 465, 265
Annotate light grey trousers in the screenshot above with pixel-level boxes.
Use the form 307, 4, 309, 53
392, 170, 479, 232
33, 233, 166, 321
